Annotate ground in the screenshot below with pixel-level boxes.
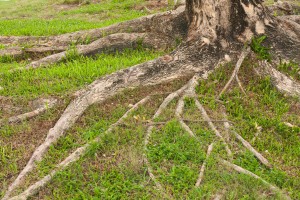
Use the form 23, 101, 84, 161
0, 0, 299, 199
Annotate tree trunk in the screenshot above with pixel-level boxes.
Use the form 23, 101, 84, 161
185, 0, 269, 44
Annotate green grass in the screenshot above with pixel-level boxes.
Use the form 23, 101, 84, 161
277, 61, 300, 81
0, 0, 156, 36
3, 60, 297, 199
0, 49, 164, 100
1, 0, 300, 199
1, 59, 300, 199
196, 60, 300, 199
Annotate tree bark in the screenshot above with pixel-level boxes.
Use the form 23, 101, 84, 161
185, 0, 269, 44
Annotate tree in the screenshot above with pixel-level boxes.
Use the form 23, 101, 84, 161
1, 1, 299, 199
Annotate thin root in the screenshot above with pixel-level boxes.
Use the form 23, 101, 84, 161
6, 96, 150, 200
220, 159, 291, 200
218, 47, 250, 99
0, 99, 57, 126
195, 143, 214, 187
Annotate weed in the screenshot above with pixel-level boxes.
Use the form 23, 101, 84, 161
277, 60, 300, 81
250, 36, 271, 61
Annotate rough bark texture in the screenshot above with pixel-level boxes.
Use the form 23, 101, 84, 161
185, 0, 268, 43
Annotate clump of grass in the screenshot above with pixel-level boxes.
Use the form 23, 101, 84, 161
277, 60, 300, 81
250, 35, 271, 61
183, 97, 195, 108
0, 55, 15, 63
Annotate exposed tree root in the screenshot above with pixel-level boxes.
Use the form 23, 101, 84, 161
256, 61, 300, 97
5, 43, 218, 200
278, 15, 300, 24
277, 17, 300, 40
220, 159, 291, 200
218, 48, 250, 99
143, 82, 193, 199
268, 1, 300, 16
0, 6, 187, 47
0, 48, 23, 58
194, 99, 233, 158
0, 46, 68, 59
223, 117, 272, 168
236, 75, 247, 95
195, 143, 214, 187
5, 96, 150, 200
0, 98, 57, 126
184, 119, 233, 124
26, 33, 174, 69
175, 96, 197, 137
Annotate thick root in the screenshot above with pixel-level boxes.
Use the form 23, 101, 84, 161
0, 6, 186, 47
26, 32, 174, 69
256, 61, 300, 97
5, 45, 216, 200
0, 46, 68, 59
5, 96, 150, 200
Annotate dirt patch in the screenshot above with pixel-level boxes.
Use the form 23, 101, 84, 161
52, 3, 78, 11
135, 0, 169, 11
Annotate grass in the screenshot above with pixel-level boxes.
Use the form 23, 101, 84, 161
0, 0, 162, 36
2, 60, 299, 199
0, 48, 164, 100
1, 0, 300, 199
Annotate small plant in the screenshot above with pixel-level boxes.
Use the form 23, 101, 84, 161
183, 97, 195, 108
277, 61, 300, 81
250, 36, 271, 61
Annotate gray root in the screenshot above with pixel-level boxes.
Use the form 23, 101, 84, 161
223, 117, 272, 168
175, 96, 197, 137
256, 61, 300, 97
26, 32, 172, 69
220, 159, 291, 200
6, 41, 221, 200
143, 82, 194, 199
195, 143, 214, 187
236, 75, 247, 95
218, 48, 250, 98
0, 99, 57, 126
143, 75, 205, 198
278, 15, 300, 24
6, 96, 150, 200
194, 99, 233, 158
0, 46, 68, 59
